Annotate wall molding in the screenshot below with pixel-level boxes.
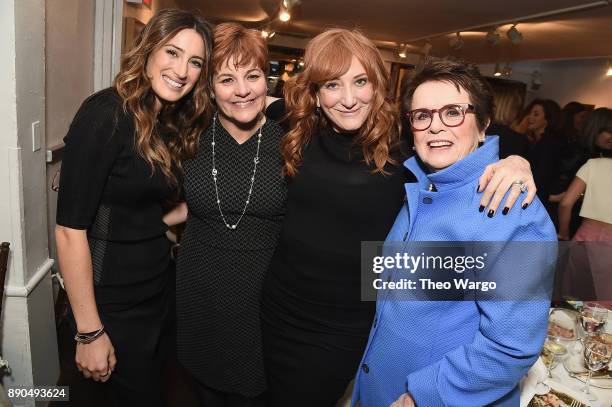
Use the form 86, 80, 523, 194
5, 258, 54, 297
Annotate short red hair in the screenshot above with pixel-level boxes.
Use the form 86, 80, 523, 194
212, 22, 268, 74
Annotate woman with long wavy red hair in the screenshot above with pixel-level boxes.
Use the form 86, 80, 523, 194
55, 9, 213, 406
261, 28, 536, 406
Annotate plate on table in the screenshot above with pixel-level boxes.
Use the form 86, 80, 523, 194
527, 386, 588, 407
563, 350, 612, 389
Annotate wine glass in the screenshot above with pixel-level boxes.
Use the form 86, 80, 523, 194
534, 336, 569, 394
579, 337, 611, 401
579, 302, 608, 337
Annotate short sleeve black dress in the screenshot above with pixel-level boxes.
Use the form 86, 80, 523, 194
176, 115, 286, 398
56, 88, 176, 405
261, 125, 411, 406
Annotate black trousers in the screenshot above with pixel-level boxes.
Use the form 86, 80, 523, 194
192, 379, 266, 407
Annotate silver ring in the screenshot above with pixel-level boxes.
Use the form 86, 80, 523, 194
513, 180, 527, 193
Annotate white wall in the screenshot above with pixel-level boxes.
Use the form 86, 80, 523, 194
1, 0, 58, 402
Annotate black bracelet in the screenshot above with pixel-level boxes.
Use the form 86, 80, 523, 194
74, 325, 105, 344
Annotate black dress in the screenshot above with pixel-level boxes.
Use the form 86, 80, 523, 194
56, 88, 176, 406
176, 116, 286, 398
261, 125, 410, 407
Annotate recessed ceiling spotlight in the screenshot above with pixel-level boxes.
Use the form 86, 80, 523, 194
507, 25, 523, 45
397, 43, 408, 58
606, 59, 612, 76
449, 32, 464, 50
486, 28, 501, 45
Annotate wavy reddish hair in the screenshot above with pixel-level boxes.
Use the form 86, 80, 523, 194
281, 28, 399, 177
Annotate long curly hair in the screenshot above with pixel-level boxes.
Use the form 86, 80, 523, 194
113, 9, 213, 185
281, 28, 399, 177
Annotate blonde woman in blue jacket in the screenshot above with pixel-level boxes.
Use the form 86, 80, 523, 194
352, 58, 557, 407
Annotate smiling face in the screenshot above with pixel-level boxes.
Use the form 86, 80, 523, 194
146, 28, 205, 108
412, 80, 484, 172
527, 104, 547, 134
316, 57, 373, 133
212, 57, 267, 128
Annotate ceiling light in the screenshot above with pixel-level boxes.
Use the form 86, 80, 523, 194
606, 59, 612, 76
506, 25, 523, 45
449, 32, 464, 50
502, 63, 512, 76
279, 7, 290, 22
397, 44, 408, 58
261, 29, 275, 39
486, 28, 501, 45
493, 63, 502, 77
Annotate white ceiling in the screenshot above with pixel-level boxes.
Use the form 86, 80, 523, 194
175, 0, 612, 63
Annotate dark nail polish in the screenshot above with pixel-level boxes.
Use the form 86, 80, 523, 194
479, 205, 485, 212
476, 184, 480, 192
502, 207, 509, 215
487, 210, 494, 218
522, 203, 529, 210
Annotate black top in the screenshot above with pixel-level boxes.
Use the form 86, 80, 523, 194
263, 124, 411, 333
486, 123, 530, 159
526, 132, 562, 205
176, 114, 286, 396
181, 117, 287, 250
57, 88, 176, 241
56, 88, 177, 296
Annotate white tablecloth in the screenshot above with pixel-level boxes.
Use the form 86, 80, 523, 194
521, 309, 612, 407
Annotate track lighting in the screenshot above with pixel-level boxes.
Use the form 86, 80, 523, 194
493, 63, 502, 77
449, 32, 464, 50
502, 63, 512, 76
486, 28, 501, 45
279, 6, 290, 22
261, 28, 275, 39
506, 25, 523, 45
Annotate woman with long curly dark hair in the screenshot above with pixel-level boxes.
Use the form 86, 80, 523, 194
55, 9, 213, 406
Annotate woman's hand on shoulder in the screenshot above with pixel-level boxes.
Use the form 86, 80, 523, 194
478, 155, 536, 216
75, 332, 116, 383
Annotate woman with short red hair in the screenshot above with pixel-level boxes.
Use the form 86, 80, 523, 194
168, 23, 285, 406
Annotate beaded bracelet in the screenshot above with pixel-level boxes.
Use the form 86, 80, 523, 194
74, 325, 105, 344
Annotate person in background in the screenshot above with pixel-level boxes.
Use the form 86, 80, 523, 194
549, 102, 590, 233
163, 23, 286, 407
558, 107, 612, 301
524, 98, 563, 216
55, 9, 213, 406
352, 56, 556, 407
260, 29, 537, 407
486, 89, 529, 159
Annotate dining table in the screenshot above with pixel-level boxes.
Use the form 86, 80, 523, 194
521, 307, 612, 407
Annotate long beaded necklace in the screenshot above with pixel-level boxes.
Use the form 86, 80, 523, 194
211, 113, 263, 230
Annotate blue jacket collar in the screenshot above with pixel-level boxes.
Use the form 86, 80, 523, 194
404, 136, 499, 191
